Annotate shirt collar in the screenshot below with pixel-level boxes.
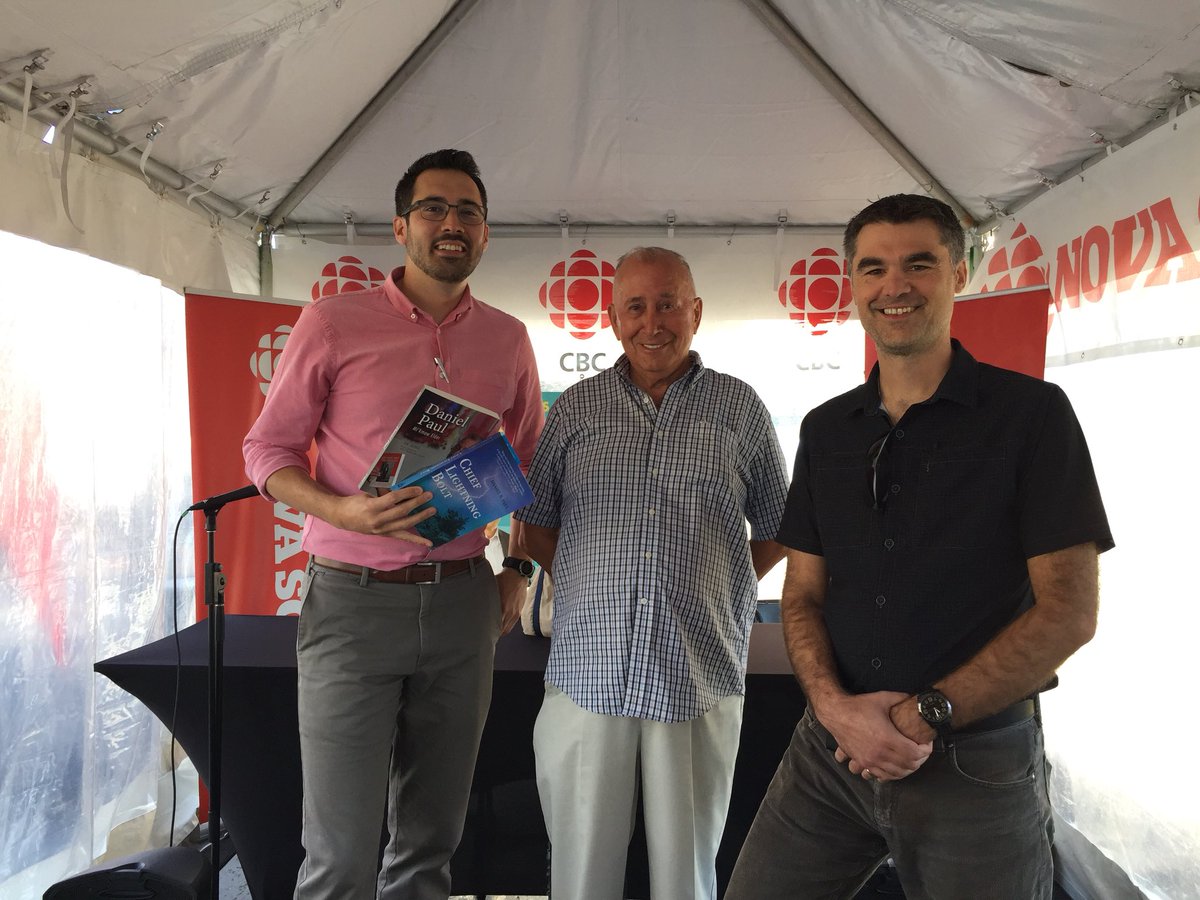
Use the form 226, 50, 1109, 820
854, 338, 979, 417
614, 350, 706, 393
383, 266, 477, 324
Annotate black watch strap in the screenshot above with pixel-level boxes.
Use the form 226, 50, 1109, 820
501, 556, 535, 580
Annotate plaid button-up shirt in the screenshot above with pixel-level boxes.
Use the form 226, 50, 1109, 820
519, 354, 789, 723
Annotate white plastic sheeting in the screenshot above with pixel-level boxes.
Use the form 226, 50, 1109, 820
0, 230, 199, 899
0, 124, 259, 297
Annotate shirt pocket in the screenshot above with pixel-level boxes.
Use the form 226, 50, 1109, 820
914, 445, 1011, 550
810, 450, 871, 550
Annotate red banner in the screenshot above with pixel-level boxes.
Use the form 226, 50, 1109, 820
865, 286, 1051, 379
184, 290, 309, 618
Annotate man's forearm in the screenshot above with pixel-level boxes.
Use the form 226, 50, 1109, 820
779, 550, 845, 714
891, 542, 1100, 741
512, 519, 559, 574
264, 466, 343, 524
751, 539, 786, 580
934, 543, 1099, 725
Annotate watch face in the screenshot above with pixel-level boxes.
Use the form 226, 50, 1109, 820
918, 692, 951, 724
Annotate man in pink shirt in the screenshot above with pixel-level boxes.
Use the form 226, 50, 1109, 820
243, 149, 542, 900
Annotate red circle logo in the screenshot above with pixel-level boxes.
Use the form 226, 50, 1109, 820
312, 256, 387, 301
778, 248, 852, 335
539, 249, 615, 340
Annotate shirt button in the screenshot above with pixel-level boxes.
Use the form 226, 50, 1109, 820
638, 597, 648, 605
876, 595, 886, 607
895, 429, 905, 438
884, 538, 895, 550
410, 312, 417, 320
644, 551, 652, 559
871, 657, 882, 669
647, 508, 656, 516
890, 483, 901, 494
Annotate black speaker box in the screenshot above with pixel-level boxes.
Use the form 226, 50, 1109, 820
43, 846, 212, 899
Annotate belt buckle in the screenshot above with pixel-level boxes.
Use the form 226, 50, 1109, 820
412, 561, 442, 585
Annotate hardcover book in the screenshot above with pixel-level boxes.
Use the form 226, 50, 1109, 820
394, 432, 534, 547
360, 385, 500, 492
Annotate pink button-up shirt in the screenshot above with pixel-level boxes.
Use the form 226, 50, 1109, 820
243, 267, 543, 568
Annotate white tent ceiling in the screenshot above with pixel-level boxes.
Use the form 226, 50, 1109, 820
2, 0, 1199, 238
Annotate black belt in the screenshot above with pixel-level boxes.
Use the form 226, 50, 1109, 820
955, 698, 1036, 734
808, 697, 1036, 754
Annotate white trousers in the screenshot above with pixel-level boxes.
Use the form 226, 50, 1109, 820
533, 684, 744, 900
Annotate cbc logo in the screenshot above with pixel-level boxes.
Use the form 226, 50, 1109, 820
539, 249, 614, 340
978, 223, 1046, 293
559, 351, 609, 374
312, 255, 387, 301
250, 325, 293, 397
778, 248, 852, 335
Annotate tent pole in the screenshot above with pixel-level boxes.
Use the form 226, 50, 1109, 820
265, 0, 482, 231
0, 82, 245, 220
739, 0, 975, 227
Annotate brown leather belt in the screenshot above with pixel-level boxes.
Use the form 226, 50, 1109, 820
312, 554, 484, 585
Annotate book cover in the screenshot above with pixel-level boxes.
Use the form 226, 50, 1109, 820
394, 432, 535, 547
361, 385, 500, 492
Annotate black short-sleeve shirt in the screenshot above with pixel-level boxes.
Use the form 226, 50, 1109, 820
777, 340, 1114, 695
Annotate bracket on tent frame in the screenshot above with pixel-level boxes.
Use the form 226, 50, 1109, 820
0, 49, 51, 86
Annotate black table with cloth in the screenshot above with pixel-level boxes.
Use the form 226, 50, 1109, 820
95, 614, 805, 899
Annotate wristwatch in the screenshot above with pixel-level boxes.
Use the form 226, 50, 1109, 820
501, 556, 535, 582
916, 688, 953, 738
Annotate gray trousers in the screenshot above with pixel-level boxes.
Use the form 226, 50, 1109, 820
293, 559, 501, 900
726, 707, 1053, 900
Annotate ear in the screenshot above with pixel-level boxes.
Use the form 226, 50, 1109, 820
609, 304, 623, 340
393, 216, 408, 247
691, 296, 703, 333
479, 222, 490, 253
953, 259, 968, 293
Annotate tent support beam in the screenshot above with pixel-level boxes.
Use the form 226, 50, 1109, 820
0, 81, 246, 220
264, 0, 482, 234
276, 221, 848, 239
739, 0, 975, 227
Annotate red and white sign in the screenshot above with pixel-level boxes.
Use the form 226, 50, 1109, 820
969, 106, 1200, 359
184, 290, 310, 617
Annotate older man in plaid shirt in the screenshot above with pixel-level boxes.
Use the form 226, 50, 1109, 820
515, 246, 789, 900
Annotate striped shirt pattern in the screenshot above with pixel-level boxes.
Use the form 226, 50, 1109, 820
519, 354, 789, 723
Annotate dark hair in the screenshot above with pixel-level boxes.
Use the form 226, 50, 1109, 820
614, 246, 696, 296
394, 149, 488, 217
844, 194, 965, 265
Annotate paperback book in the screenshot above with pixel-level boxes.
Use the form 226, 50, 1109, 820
394, 432, 534, 547
360, 385, 500, 493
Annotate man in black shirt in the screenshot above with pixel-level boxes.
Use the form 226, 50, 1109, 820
727, 194, 1113, 899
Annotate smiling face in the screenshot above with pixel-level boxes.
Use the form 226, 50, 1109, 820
610, 252, 703, 401
393, 168, 489, 286
850, 219, 968, 359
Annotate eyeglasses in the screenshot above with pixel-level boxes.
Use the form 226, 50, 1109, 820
867, 431, 893, 510
401, 199, 486, 225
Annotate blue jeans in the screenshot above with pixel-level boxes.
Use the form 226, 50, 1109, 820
726, 707, 1053, 900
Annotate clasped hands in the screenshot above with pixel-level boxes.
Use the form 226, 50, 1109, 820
822, 691, 934, 783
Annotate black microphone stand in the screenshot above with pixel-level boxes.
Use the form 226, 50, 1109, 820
201, 505, 226, 900
186, 485, 257, 898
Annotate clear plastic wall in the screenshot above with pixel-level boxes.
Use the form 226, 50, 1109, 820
0, 230, 199, 899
